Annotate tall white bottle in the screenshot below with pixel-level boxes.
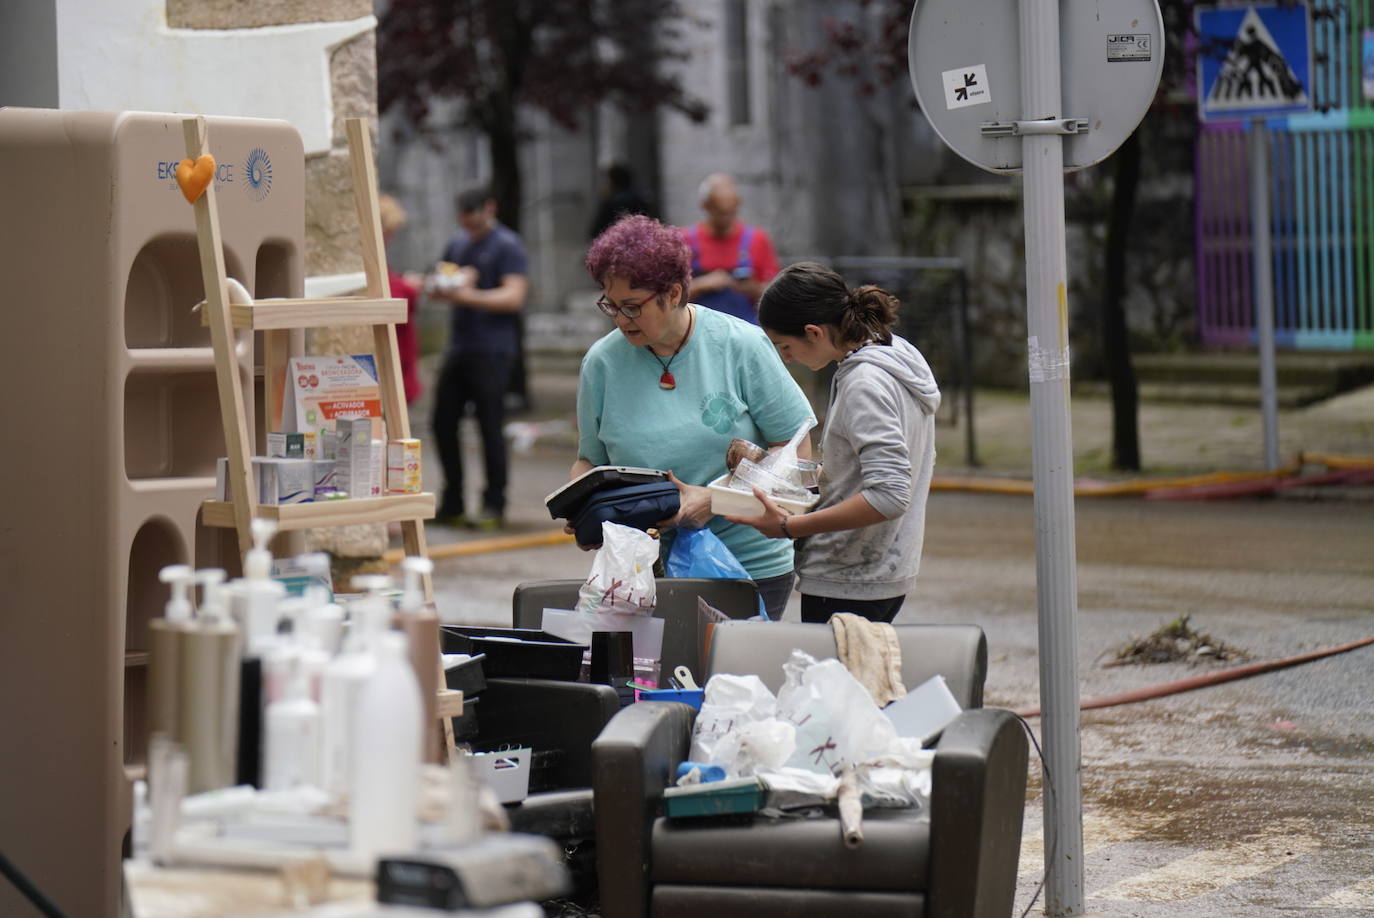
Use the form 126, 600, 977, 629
237, 518, 286, 655
350, 630, 422, 860
263, 659, 321, 791
318, 577, 389, 797
300, 552, 344, 656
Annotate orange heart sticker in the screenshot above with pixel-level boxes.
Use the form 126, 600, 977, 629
175, 154, 215, 204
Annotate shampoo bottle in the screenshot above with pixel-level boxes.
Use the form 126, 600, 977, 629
299, 552, 344, 656
263, 658, 321, 791
396, 556, 440, 762
179, 569, 241, 794
239, 518, 287, 655
147, 564, 194, 747
231, 518, 285, 788
350, 630, 422, 860
319, 578, 389, 797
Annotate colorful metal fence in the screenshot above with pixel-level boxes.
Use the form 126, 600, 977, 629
1197, 1, 1374, 350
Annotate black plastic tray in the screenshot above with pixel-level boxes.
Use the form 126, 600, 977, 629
451, 695, 480, 740
440, 626, 587, 681
443, 652, 488, 696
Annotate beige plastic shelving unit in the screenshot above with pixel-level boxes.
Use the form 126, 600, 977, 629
0, 108, 304, 918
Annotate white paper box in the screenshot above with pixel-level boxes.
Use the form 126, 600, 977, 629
882, 674, 962, 744
281, 354, 383, 442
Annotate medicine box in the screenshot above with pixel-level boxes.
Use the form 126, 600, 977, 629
311, 458, 337, 497
254, 456, 313, 505
266, 431, 305, 458
387, 438, 422, 493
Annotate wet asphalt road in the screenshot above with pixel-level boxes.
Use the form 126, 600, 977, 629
425, 433, 1374, 917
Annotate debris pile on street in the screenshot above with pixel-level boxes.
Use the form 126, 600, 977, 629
1107, 615, 1247, 666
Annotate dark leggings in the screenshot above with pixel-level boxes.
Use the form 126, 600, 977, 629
800, 593, 906, 624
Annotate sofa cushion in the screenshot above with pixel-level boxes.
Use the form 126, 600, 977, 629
504, 788, 595, 839
651, 807, 930, 891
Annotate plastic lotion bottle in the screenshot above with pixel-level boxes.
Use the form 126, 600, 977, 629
319, 578, 388, 797
300, 552, 344, 656
179, 569, 241, 794
148, 564, 194, 744
263, 658, 321, 791
396, 556, 440, 761
350, 630, 422, 860
239, 518, 286, 656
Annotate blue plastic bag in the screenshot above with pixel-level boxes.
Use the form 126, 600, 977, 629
665, 527, 768, 619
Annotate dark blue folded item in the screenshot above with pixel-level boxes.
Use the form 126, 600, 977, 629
569, 481, 680, 548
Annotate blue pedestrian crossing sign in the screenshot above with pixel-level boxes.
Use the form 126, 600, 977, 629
1196, 3, 1314, 122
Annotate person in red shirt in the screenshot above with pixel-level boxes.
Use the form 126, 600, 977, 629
681, 173, 780, 324
378, 193, 422, 405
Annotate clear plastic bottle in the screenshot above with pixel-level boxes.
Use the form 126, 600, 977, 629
350, 630, 422, 860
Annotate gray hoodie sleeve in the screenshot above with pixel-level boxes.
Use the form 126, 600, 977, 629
842, 369, 917, 519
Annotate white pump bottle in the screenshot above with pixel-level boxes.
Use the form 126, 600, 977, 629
350, 630, 422, 860
234, 518, 286, 657
263, 657, 321, 791
318, 575, 391, 797
299, 552, 345, 656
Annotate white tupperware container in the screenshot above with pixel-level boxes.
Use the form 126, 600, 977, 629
708, 473, 819, 517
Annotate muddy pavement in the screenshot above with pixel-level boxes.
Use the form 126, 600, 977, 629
922, 491, 1374, 917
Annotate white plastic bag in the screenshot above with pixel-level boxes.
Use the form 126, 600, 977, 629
775, 650, 898, 774
577, 522, 658, 615
689, 674, 778, 765
710, 718, 797, 777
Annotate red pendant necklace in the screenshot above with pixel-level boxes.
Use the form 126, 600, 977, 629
647, 306, 694, 390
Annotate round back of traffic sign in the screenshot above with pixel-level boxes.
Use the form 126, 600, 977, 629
908, 0, 1165, 174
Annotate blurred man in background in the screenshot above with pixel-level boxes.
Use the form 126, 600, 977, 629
429, 187, 529, 530
682, 173, 779, 324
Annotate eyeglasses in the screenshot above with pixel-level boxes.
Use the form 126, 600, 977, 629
596, 291, 659, 319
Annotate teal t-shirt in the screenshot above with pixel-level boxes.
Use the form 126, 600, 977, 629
577, 305, 814, 579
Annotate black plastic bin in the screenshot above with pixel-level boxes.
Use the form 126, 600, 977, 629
440, 626, 587, 681
443, 652, 488, 696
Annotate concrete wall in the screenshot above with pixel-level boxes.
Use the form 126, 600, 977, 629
0, 0, 376, 281
0, 2, 58, 108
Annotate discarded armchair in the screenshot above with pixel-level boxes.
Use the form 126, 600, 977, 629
485, 577, 760, 841
590, 620, 1030, 918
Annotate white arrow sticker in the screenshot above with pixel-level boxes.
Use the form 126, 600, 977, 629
942, 65, 991, 109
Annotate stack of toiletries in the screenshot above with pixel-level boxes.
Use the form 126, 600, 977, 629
142, 522, 463, 870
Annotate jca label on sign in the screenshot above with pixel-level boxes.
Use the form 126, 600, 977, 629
941, 65, 990, 109
1107, 34, 1152, 62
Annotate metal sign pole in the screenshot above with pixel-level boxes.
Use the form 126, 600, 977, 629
1018, 0, 1085, 912
1250, 118, 1281, 469
908, 2, 1162, 912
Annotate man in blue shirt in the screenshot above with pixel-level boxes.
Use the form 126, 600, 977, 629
430, 187, 529, 529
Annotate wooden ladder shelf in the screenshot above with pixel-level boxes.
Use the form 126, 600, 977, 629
182, 115, 453, 757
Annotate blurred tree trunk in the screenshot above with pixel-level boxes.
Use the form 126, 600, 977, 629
1103, 130, 1141, 470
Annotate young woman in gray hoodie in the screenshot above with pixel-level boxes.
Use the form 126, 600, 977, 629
725, 262, 942, 623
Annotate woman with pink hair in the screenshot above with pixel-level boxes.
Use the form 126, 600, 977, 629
571, 215, 815, 620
